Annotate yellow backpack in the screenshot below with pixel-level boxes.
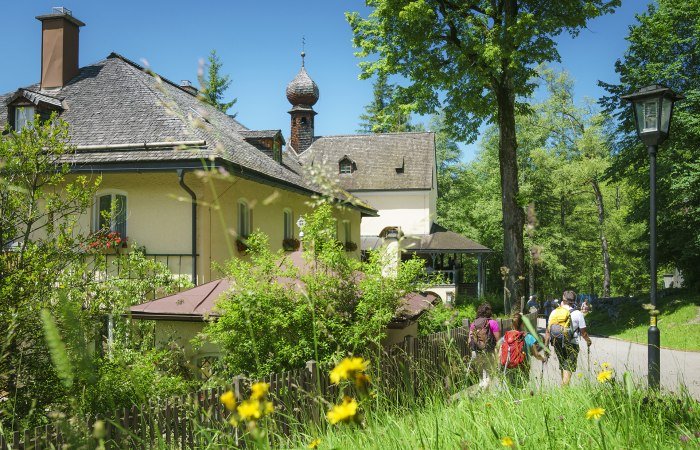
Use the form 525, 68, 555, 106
548, 306, 572, 340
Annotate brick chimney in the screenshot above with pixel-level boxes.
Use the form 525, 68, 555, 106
36, 7, 85, 89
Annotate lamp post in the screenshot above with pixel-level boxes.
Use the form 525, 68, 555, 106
621, 84, 683, 390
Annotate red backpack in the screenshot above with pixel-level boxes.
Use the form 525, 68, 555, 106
500, 330, 527, 368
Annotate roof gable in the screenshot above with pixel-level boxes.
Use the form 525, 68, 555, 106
299, 132, 436, 191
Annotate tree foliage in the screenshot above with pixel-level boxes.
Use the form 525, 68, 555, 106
347, 0, 620, 310
358, 72, 417, 133
199, 49, 238, 115
0, 118, 194, 429
204, 204, 427, 378
599, 0, 700, 287
438, 69, 647, 298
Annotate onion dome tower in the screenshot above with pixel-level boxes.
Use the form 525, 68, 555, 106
286, 51, 319, 153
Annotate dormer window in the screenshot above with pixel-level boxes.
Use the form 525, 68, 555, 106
6, 89, 63, 131
14, 106, 35, 131
339, 156, 355, 175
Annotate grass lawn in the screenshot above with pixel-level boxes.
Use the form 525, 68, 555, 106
586, 290, 700, 351
293, 382, 700, 449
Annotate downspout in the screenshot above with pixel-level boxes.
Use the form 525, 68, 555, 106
177, 169, 197, 285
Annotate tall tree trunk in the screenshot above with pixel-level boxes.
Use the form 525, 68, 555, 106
495, 84, 525, 314
591, 178, 611, 297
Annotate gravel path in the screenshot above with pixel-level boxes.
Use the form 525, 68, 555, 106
529, 318, 700, 398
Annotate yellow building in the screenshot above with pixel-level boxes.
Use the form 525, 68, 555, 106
0, 9, 372, 286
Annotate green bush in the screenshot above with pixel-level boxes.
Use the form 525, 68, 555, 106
417, 302, 476, 335
204, 203, 428, 378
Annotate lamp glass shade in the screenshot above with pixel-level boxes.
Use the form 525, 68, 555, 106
660, 96, 673, 134
637, 99, 659, 133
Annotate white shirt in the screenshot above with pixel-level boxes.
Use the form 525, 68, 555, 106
563, 304, 586, 340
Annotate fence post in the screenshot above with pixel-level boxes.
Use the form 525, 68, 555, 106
403, 335, 418, 397
233, 375, 244, 400
305, 360, 320, 423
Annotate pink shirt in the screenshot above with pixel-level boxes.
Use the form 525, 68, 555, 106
470, 318, 500, 335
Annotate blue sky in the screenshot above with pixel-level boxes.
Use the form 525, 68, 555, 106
0, 1, 651, 161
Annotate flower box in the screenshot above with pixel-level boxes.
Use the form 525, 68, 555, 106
282, 238, 300, 252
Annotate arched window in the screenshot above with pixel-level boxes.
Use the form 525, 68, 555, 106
238, 200, 251, 238
283, 209, 294, 240
93, 191, 127, 237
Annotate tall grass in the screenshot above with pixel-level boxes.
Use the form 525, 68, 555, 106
290, 381, 700, 449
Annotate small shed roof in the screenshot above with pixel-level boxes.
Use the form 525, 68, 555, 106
129, 251, 435, 322
361, 223, 491, 254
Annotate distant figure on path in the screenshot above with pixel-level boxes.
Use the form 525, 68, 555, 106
499, 312, 548, 388
543, 298, 554, 325
468, 303, 501, 389
526, 295, 539, 315
581, 299, 592, 314
544, 290, 592, 386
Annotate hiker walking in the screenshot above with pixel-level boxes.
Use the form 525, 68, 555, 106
468, 303, 501, 389
499, 312, 547, 388
544, 290, 592, 386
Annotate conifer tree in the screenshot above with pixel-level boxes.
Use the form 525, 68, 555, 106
199, 49, 237, 115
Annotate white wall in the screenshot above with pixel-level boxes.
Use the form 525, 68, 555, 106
354, 190, 434, 236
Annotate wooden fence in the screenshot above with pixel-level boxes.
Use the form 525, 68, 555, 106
1, 313, 536, 449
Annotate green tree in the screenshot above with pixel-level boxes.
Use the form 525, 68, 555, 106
204, 204, 426, 377
600, 0, 700, 287
347, 0, 620, 311
0, 116, 98, 428
358, 72, 417, 133
198, 49, 237, 114
431, 112, 462, 202
438, 70, 647, 299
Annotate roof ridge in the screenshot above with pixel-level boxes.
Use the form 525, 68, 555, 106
316, 131, 435, 139
111, 55, 203, 143
107, 52, 199, 98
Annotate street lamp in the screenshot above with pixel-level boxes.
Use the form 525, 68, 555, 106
621, 84, 683, 390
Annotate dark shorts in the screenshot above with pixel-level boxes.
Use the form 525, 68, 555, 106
552, 338, 579, 372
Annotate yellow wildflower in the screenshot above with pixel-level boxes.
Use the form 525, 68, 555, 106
577, 373, 584, 379
220, 390, 236, 411
601, 362, 612, 370
330, 357, 368, 384
326, 396, 358, 424
308, 438, 321, 448
264, 400, 274, 415
237, 399, 262, 421
251, 381, 270, 400
228, 416, 238, 427
586, 407, 606, 420
501, 436, 515, 447
597, 370, 613, 383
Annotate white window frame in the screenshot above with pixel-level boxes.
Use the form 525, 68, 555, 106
14, 105, 35, 131
238, 199, 251, 238
93, 190, 128, 236
283, 208, 294, 240
339, 159, 353, 174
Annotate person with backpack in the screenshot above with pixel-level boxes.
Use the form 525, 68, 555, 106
468, 303, 501, 388
499, 312, 548, 388
544, 290, 592, 386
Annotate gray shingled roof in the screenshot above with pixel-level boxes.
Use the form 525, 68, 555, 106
238, 130, 282, 139
5, 89, 64, 108
298, 132, 436, 191
0, 53, 358, 204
